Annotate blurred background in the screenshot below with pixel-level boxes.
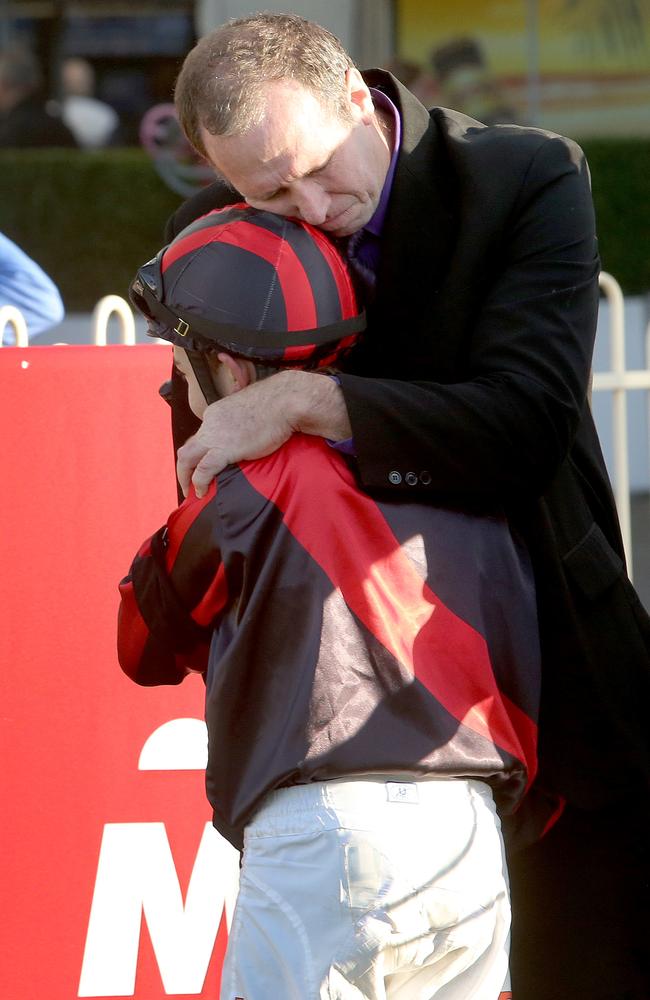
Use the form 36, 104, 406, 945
2, 0, 648, 307
1, 0, 647, 310
3, 1, 649, 140
1, 0, 649, 596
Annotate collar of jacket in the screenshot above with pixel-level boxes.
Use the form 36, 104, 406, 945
360, 70, 457, 313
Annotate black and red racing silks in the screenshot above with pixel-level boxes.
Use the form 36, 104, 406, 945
118, 435, 541, 849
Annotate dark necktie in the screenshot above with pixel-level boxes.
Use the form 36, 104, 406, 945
345, 229, 380, 300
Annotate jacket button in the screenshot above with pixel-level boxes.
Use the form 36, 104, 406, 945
405, 472, 418, 486
388, 470, 402, 485
420, 471, 432, 485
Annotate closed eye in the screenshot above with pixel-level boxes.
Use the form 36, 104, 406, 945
261, 188, 285, 202
246, 187, 285, 205
249, 154, 334, 203
307, 154, 333, 178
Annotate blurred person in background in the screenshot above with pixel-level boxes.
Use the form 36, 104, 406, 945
0, 232, 64, 343
384, 57, 440, 109
0, 45, 76, 148
428, 38, 519, 127
59, 57, 119, 149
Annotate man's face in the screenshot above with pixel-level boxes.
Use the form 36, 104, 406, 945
201, 71, 392, 238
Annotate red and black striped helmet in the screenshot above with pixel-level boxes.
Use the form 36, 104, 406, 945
130, 203, 365, 370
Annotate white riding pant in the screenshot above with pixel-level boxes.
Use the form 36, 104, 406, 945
220, 775, 511, 999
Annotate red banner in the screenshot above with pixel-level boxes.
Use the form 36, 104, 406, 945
0, 346, 236, 998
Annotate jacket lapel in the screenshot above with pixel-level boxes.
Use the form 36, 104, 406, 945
362, 71, 458, 364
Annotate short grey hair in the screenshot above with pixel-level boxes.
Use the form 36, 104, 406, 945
174, 12, 355, 156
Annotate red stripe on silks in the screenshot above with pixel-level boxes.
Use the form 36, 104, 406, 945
164, 218, 319, 331
163, 222, 241, 271
162, 204, 251, 271
314, 333, 360, 370
136, 535, 153, 559
212, 222, 318, 331
337, 332, 359, 352
281, 331, 360, 366
282, 342, 315, 361
540, 795, 566, 839
191, 563, 228, 627
239, 436, 538, 784
165, 480, 217, 571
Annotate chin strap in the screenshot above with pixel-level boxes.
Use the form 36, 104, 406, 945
186, 350, 221, 406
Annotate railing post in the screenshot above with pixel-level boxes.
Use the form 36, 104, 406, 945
646, 315, 650, 514
0, 305, 29, 347
597, 271, 633, 577
92, 295, 136, 346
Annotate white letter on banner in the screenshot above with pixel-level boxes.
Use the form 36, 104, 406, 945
78, 821, 239, 996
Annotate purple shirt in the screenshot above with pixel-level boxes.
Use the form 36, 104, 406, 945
365, 88, 401, 241
345, 90, 401, 280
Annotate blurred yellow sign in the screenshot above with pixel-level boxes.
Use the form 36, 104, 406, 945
397, 0, 650, 137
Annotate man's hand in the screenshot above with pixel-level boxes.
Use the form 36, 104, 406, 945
176, 369, 352, 497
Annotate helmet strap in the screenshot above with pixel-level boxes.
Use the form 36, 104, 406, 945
186, 351, 221, 406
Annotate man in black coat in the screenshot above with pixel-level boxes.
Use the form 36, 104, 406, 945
165, 13, 650, 998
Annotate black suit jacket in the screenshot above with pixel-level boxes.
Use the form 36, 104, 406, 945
166, 71, 650, 807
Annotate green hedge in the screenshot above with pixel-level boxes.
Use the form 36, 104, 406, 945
1, 142, 649, 311
0, 149, 182, 312
581, 139, 650, 296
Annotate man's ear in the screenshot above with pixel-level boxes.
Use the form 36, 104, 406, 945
216, 352, 255, 391
346, 67, 374, 123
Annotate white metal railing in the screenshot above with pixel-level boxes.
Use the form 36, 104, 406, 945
0, 305, 29, 346
0, 296, 136, 347
593, 271, 650, 580
92, 295, 136, 345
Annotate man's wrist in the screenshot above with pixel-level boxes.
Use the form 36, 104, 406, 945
281, 369, 352, 442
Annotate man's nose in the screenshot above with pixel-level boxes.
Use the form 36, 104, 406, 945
293, 181, 330, 226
